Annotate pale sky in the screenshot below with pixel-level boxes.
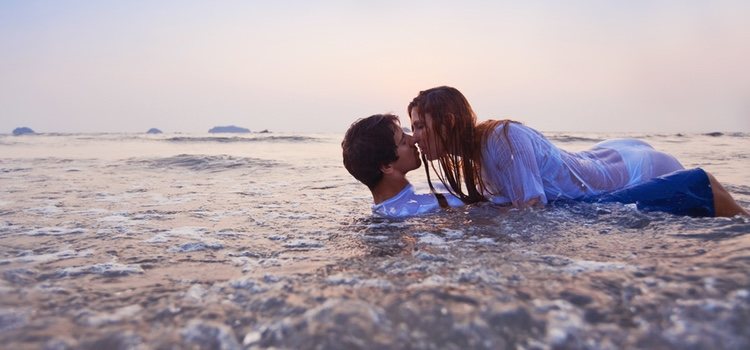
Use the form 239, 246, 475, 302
1, 0, 749, 133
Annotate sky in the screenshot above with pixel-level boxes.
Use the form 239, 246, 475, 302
1, 0, 749, 133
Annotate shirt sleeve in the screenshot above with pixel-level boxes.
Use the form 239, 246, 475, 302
482, 124, 547, 206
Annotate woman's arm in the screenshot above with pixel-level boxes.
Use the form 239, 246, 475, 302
482, 124, 547, 209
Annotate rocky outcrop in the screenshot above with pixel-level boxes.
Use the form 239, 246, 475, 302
12, 127, 35, 136
208, 125, 250, 133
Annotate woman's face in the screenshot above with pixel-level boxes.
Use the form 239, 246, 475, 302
410, 107, 445, 161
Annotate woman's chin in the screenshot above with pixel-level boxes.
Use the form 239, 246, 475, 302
418, 149, 439, 161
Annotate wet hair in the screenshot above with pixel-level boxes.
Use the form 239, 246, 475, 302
409, 86, 516, 204
342, 114, 401, 189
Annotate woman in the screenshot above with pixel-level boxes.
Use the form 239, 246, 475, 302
408, 86, 747, 217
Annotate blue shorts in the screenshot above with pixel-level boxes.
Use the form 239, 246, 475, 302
595, 168, 715, 217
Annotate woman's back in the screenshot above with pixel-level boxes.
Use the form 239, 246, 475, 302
479, 123, 684, 205
593, 138, 684, 185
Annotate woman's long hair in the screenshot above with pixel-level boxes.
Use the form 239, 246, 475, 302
409, 86, 516, 204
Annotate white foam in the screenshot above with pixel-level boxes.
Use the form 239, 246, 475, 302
229, 278, 268, 293
81, 304, 143, 327
184, 284, 208, 303
563, 260, 634, 274
414, 251, 447, 262
417, 233, 446, 245
77, 208, 110, 217
208, 210, 249, 223
285, 213, 315, 220
168, 241, 224, 253
230, 257, 260, 273
326, 274, 360, 286
364, 235, 389, 241
410, 275, 450, 289
97, 214, 133, 223
533, 299, 585, 346
367, 221, 409, 229
357, 279, 393, 290
24, 227, 85, 236
55, 263, 144, 278
456, 267, 502, 284
282, 239, 323, 249
144, 227, 210, 244
95, 192, 124, 203
25, 206, 62, 216
183, 320, 241, 349
471, 237, 496, 245
0, 249, 91, 265
443, 229, 464, 239
243, 331, 262, 346
167, 227, 210, 238
215, 229, 241, 236
259, 258, 281, 267
149, 193, 193, 205
0, 308, 28, 332
145, 233, 170, 243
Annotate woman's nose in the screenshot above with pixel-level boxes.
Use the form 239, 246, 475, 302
407, 133, 419, 145
411, 130, 421, 143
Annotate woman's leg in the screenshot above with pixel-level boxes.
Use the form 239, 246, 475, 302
597, 168, 746, 217
707, 172, 749, 217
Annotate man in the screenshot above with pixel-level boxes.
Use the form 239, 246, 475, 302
341, 114, 462, 218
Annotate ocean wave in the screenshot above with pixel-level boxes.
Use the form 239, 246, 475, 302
44, 263, 144, 279
726, 184, 750, 196
701, 132, 749, 138
165, 135, 320, 143
126, 154, 282, 172
704, 132, 724, 137
547, 135, 605, 143
0, 168, 31, 173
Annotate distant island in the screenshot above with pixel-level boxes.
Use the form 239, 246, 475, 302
146, 128, 163, 134
208, 125, 251, 133
12, 127, 35, 136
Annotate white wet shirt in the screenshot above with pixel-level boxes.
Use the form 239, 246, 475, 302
372, 184, 464, 218
481, 123, 684, 206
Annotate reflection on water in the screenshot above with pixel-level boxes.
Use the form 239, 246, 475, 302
0, 132, 748, 349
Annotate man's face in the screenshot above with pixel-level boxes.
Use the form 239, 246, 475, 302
410, 107, 444, 161
389, 124, 421, 174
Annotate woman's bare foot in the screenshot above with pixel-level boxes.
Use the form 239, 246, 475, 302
707, 172, 749, 217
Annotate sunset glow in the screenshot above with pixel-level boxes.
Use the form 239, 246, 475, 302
1, 1, 748, 133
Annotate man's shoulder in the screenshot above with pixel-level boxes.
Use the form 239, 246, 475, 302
372, 185, 462, 218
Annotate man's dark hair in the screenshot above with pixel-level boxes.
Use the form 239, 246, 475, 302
342, 114, 400, 189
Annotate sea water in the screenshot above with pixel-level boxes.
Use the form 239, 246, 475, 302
0, 132, 748, 349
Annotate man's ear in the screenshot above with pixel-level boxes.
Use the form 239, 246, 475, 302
379, 163, 394, 175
